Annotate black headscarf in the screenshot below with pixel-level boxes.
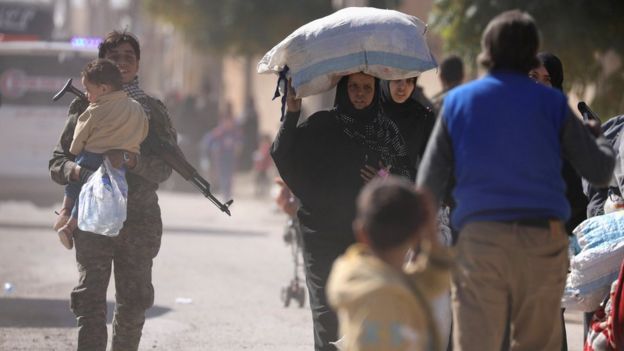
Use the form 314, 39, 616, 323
537, 52, 564, 91
379, 78, 432, 121
332, 74, 411, 178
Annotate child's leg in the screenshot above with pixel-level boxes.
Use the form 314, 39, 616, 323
55, 151, 104, 250
55, 185, 79, 250
71, 203, 79, 219
57, 217, 77, 250
53, 195, 76, 231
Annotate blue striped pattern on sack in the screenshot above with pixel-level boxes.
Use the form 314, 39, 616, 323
572, 270, 619, 296
563, 235, 624, 311
292, 51, 437, 87
574, 211, 624, 250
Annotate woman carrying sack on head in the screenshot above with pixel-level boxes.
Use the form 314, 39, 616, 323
271, 72, 413, 350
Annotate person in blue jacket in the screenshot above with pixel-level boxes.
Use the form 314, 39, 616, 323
417, 10, 615, 351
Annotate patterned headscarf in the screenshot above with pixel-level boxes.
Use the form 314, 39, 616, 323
123, 77, 150, 115
380, 78, 433, 122
333, 75, 412, 178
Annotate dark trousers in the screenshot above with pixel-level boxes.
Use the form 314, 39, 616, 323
301, 231, 354, 351
71, 212, 162, 351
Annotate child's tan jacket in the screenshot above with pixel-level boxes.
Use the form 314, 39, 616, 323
70, 90, 148, 155
327, 243, 453, 351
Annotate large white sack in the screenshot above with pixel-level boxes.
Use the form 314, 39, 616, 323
562, 239, 624, 311
574, 210, 624, 250
562, 212, 624, 311
258, 7, 437, 98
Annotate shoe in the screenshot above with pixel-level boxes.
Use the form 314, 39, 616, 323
53, 207, 71, 231
57, 218, 76, 250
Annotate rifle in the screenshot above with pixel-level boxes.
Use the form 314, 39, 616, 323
53, 78, 233, 216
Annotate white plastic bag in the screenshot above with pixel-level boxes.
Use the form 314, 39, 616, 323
562, 212, 624, 311
258, 7, 437, 98
77, 158, 128, 236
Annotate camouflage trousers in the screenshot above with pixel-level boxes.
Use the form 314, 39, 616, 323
71, 212, 162, 351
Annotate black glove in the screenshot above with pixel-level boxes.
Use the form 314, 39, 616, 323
78, 166, 95, 183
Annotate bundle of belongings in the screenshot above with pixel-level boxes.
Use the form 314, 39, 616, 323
563, 211, 624, 313
257, 6, 437, 103
567, 114, 624, 350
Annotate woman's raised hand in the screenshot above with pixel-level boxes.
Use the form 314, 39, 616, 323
286, 79, 302, 113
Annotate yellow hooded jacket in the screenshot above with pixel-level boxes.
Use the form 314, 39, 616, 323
327, 243, 453, 351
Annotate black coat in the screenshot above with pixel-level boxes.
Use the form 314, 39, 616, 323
380, 81, 436, 174
271, 110, 371, 238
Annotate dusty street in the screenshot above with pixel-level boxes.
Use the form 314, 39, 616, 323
0, 178, 585, 350
0, 180, 312, 351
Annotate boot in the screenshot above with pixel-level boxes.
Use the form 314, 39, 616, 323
57, 217, 77, 250
53, 196, 74, 231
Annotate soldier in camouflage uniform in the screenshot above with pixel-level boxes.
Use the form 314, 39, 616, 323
49, 31, 177, 351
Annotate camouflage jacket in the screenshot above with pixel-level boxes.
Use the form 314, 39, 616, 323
49, 96, 177, 220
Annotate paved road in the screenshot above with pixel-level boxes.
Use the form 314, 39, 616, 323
0, 182, 586, 350
0, 183, 313, 350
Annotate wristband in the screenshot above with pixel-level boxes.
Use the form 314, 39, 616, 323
377, 168, 390, 178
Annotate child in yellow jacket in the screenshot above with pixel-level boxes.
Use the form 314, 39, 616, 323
327, 176, 453, 351
53, 58, 148, 249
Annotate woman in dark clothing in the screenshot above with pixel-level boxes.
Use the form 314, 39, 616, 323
531, 52, 588, 234
530, 52, 588, 351
380, 77, 436, 174
378, 78, 458, 235
271, 72, 412, 351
